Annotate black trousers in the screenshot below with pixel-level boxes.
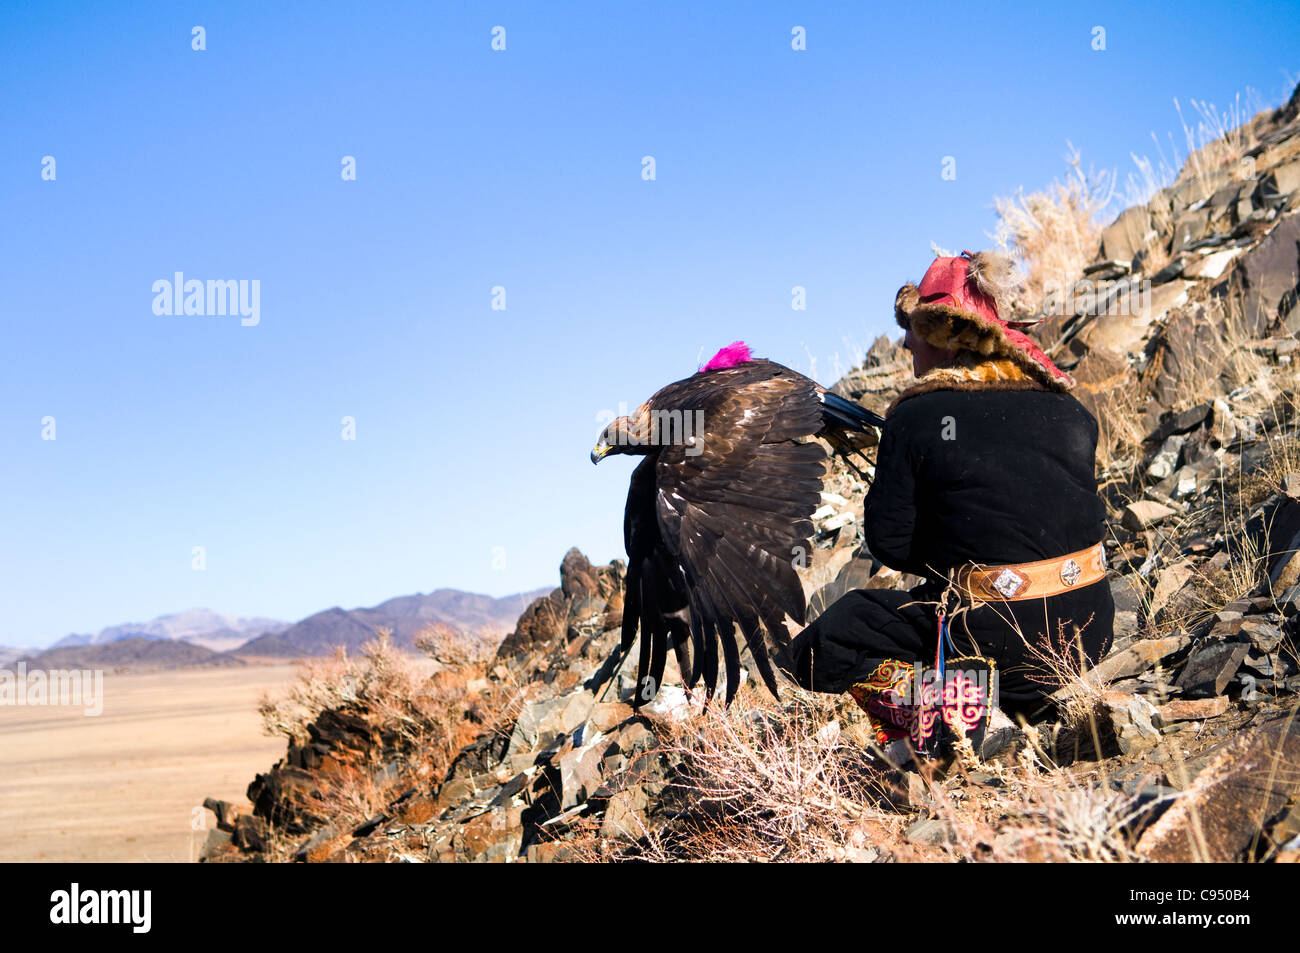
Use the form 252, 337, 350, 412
782, 581, 1114, 719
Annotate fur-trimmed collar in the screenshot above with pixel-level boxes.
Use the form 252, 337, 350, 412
886, 356, 1047, 416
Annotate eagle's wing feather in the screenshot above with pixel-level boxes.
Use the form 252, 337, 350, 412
622, 458, 693, 705
680, 487, 814, 700
639, 366, 826, 704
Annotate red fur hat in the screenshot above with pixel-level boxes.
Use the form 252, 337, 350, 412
895, 250, 1073, 390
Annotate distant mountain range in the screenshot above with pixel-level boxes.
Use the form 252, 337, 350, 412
18, 586, 552, 671
22, 637, 235, 671
238, 588, 552, 657
52, 608, 288, 653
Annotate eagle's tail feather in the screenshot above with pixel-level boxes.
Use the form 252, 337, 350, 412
821, 391, 884, 432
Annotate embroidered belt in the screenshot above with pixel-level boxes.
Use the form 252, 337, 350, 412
953, 542, 1107, 602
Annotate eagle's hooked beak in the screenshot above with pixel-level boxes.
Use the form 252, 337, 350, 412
591, 444, 612, 465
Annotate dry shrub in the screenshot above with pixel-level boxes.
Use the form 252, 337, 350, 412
1174, 92, 1265, 182
1185, 389, 1300, 617
258, 624, 513, 783
992, 144, 1114, 315
418, 626, 524, 775
415, 625, 496, 670
598, 684, 909, 862
1094, 374, 1148, 477
551, 624, 1224, 864
992, 86, 1273, 319
257, 629, 414, 744
1165, 299, 1274, 415
1236, 437, 1300, 510
1232, 390, 1300, 509
928, 747, 1151, 862
577, 675, 1157, 864
1015, 614, 1113, 742
311, 766, 389, 833
1195, 483, 1269, 615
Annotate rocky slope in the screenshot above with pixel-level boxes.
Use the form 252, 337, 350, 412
202, 82, 1300, 863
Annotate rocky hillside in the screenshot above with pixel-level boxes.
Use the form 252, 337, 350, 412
201, 83, 1300, 864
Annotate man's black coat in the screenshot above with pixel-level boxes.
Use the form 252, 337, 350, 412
787, 381, 1115, 715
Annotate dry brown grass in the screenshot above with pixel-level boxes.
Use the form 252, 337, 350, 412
311, 765, 389, 833
258, 629, 427, 745
1183, 539, 1264, 628
991, 85, 1274, 323
1232, 399, 1300, 510
244, 625, 540, 860
1098, 488, 1264, 641
1095, 373, 1149, 477
1158, 389, 1300, 625
575, 683, 908, 862
1092, 304, 1296, 630
258, 625, 514, 785
567, 668, 1165, 863
415, 625, 496, 669
992, 144, 1113, 315
1017, 615, 1114, 741
544, 623, 1285, 864
1237, 441, 1300, 511
1166, 299, 1274, 416
926, 745, 1151, 862
1174, 92, 1265, 182
416, 626, 525, 775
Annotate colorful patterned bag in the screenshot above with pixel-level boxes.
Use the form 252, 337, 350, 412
847, 608, 995, 757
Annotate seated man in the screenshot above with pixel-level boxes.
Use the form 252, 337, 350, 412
783, 250, 1114, 755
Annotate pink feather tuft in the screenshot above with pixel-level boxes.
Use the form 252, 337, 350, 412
698, 341, 753, 373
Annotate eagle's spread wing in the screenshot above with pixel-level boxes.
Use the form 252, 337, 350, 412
622, 361, 827, 706
621, 455, 694, 707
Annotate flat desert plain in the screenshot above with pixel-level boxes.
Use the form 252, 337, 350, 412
0, 662, 300, 862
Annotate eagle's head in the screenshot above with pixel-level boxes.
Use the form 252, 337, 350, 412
591, 406, 654, 464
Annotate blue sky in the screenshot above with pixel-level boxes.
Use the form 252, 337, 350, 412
2, 1, 1298, 647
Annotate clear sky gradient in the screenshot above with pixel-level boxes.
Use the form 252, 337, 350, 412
3, 1, 1299, 647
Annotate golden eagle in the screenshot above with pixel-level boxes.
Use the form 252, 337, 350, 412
591, 342, 882, 707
